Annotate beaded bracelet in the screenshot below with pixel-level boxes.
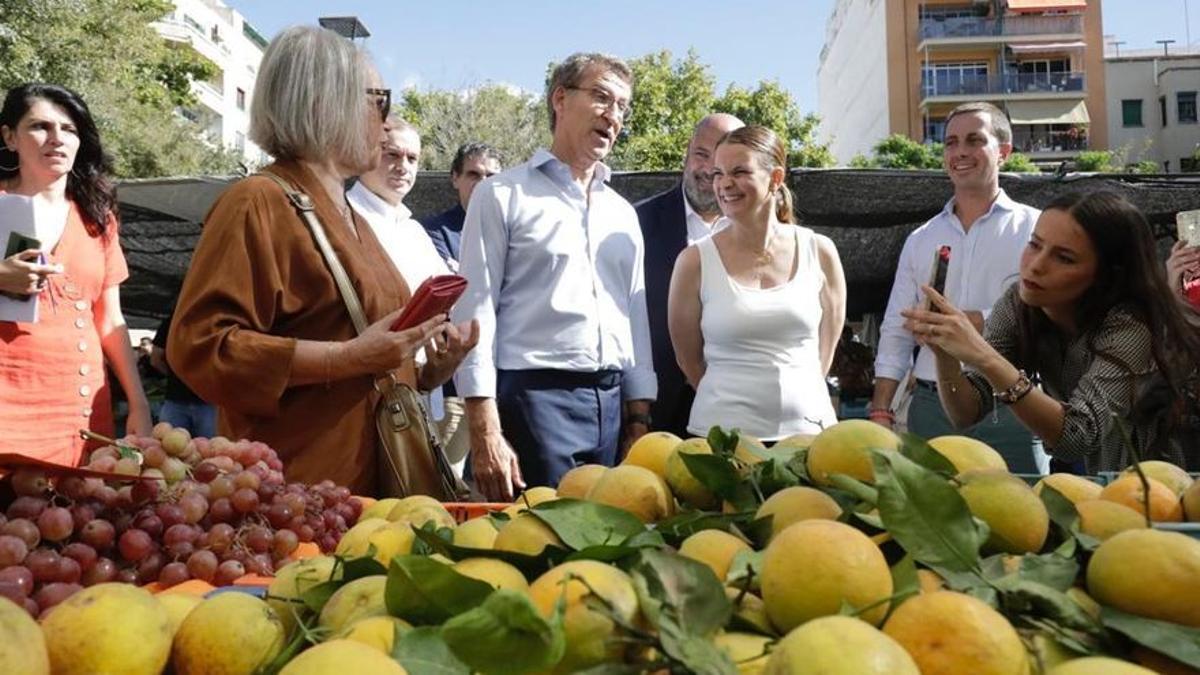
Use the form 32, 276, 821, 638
867, 407, 896, 423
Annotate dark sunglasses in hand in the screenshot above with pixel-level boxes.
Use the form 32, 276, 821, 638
367, 88, 392, 121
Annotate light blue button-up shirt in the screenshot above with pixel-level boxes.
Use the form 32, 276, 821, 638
875, 189, 1039, 383
451, 149, 657, 401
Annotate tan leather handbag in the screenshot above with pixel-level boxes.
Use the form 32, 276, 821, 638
258, 171, 468, 500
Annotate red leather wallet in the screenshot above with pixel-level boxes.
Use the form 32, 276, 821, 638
389, 274, 468, 331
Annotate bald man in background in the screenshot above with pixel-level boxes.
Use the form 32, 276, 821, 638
634, 113, 744, 438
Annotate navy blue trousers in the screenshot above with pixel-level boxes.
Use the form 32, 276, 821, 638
496, 369, 623, 489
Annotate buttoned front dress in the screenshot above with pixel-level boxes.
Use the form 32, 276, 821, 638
0, 203, 127, 466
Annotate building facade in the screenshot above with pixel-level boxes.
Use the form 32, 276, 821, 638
819, 0, 1109, 166
152, 0, 268, 165
1106, 45, 1200, 173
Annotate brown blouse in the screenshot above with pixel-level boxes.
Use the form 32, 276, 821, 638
168, 161, 412, 495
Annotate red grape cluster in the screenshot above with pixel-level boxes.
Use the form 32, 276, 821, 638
0, 424, 360, 618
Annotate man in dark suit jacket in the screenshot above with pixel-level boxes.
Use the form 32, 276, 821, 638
419, 141, 502, 471
421, 142, 503, 271
634, 113, 743, 438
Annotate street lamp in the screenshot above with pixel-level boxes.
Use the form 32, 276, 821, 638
318, 16, 370, 41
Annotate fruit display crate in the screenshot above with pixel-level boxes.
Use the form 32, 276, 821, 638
1097, 470, 1200, 485
442, 502, 507, 524
1014, 471, 1200, 487
1152, 522, 1200, 541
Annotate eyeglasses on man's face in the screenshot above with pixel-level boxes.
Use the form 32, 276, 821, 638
566, 85, 632, 123
366, 88, 392, 122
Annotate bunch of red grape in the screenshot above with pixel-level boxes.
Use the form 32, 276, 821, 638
0, 424, 360, 618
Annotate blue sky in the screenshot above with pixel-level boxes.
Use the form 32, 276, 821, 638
234, 0, 1195, 112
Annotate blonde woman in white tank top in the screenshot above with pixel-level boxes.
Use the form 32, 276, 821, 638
667, 126, 846, 440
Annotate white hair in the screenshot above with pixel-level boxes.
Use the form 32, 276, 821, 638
249, 25, 375, 168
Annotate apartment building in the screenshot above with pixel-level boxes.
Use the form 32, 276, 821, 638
1106, 44, 1200, 173
152, 0, 268, 165
819, 0, 1108, 167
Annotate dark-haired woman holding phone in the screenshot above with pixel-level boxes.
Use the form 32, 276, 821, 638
0, 83, 151, 465
905, 191, 1200, 473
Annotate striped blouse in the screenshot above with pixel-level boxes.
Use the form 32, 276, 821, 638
963, 283, 1188, 474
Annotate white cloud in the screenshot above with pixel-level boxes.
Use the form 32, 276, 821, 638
400, 73, 423, 91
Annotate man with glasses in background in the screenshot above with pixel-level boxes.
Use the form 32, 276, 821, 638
453, 52, 656, 500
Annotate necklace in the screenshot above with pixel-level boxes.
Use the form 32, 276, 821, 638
746, 224, 777, 267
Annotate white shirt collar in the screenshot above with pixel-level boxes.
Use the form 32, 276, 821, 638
682, 188, 727, 244
347, 181, 412, 223
531, 148, 612, 190
942, 188, 1016, 223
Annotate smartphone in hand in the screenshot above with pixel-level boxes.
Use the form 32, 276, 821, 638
1177, 211, 1200, 309
920, 245, 952, 313
1177, 210, 1200, 247
5, 232, 41, 258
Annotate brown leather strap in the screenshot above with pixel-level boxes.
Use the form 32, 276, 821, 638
256, 170, 370, 336
256, 171, 467, 500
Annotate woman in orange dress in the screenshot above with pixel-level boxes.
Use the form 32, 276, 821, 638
0, 83, 152, 465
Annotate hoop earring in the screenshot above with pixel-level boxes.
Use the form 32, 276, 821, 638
0, 159, 17, 172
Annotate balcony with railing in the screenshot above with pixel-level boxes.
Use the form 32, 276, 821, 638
919, 13, 1084, 43
153, 15, 231, 60
921, 71, 1086, 102
1012, 126, 1089, 156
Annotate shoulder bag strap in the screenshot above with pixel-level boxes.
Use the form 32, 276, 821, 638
256, 170, 370, 336
256, 172, 468, 500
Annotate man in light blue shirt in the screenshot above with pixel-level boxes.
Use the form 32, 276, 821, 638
452, 53, 656, 500
870, 102, 1047, 473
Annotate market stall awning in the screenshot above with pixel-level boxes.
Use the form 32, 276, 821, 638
1008, 41, 1086, 54
1007, 100, 1090, 125
1006, 0, 1087, 11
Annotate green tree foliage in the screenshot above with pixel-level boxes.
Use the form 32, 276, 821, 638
609, 50, 716, 171
1074, 150, 1114, 172
395, 84, 550, 171
1000, 152, 1040, 174
713, 80, 834, 169
0, 0, 239, 177
447, 50, 833, 172
1127, 160, 1160, 174
852, 134, 944, 170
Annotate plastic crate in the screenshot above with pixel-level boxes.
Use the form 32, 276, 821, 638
1152, 522, 1200, 541
1099, 471, 1200, 487
443, 502, 508, 524
1013, 473, 1107, 487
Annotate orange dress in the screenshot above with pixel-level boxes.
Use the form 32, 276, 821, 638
0, 202, 127, 466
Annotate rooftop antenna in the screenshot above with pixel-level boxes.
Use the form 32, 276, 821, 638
1156, 38, 1177, 56
1186, 0, 1193, 48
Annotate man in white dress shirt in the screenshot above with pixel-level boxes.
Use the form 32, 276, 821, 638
347, 117, 449, 290
870, 102, 1047, 473
347, 118, 475, 477
452, 53, 656, 500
